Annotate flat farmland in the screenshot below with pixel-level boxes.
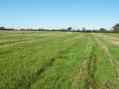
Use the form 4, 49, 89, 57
0, 31, 119, 89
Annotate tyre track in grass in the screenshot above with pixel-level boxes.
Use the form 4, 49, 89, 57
79, 46, 99, 89
72, 35, 100, 89
30, 34, 90, 89
86, 46, 99, 89
92, 33, 119, 74
71, 37, 92, 89
92, 34, 114, 66
92, 33, 119, 89
27, 34, 84, 89
12, 34, 83, 89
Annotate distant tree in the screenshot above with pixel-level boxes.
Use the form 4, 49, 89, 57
38, 29, 43, 31
82, 27, 86, 32
67, 27, 72, 31
76, 29, 81, 32
113, 23, 119, 32
0, 27, 5, 30
99, 28, 107, 32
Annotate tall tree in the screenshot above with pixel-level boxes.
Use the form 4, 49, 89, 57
0, 27, 5, 30
113, 23, 119, 32
99, 28, 107, 32
67, 27, 72, 31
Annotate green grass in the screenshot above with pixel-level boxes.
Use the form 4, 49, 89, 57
0, 31, 119, 89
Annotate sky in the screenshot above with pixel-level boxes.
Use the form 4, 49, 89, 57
0, 0, 119, 29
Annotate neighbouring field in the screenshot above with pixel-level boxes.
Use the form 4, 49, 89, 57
0, 31, 119, 89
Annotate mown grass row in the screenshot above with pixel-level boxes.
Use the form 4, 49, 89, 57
0, 32, 81, 89
0, 32, 119, 89
30, 33, 92, 89
92, 33, 119, 89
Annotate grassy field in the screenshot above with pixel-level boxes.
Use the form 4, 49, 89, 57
0, 31, 119, 89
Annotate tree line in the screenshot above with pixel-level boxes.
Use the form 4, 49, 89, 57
0, 23, 119, 33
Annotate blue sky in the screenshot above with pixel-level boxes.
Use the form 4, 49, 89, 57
0, 0, 119, 29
